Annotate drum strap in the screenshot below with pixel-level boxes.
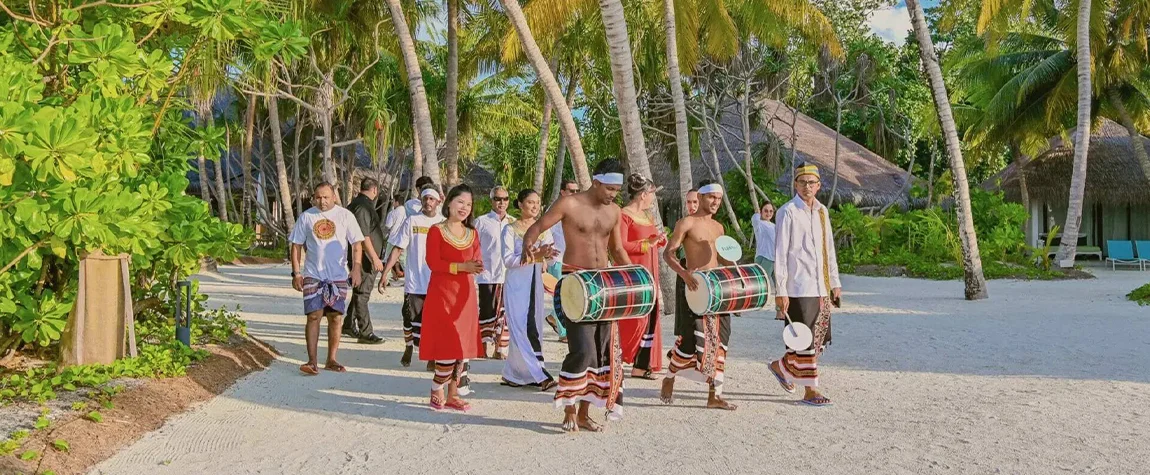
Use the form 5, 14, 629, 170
812, 209, 833, 356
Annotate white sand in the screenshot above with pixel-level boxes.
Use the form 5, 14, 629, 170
92, 264, 1150, 474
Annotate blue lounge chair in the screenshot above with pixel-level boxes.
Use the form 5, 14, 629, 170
1136, 241, 1150, 271
1106, 240, 1143, 271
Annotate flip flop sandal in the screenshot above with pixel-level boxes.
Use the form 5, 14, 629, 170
545, 315, 559, 334
445, 399, 471, 412
429, 391, 445, 411
324, 362, 347, 373
539, 379, 558, 392
631, 370, 658, 380
500, 378, 523, 388
769, 364, 796, 394
299, 363, 319, 376
799, 396, 833, 407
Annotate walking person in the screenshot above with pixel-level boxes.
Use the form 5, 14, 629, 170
289, 183, 366, 375
544, 179, 580, 342
617, 174, 666, 379
381, 185, 444, 367
500, 189, 559, 390
751, 200, 777, 287
382, 193, 406, 285
420, 184, 484, 410
342, 178, 386, 344
474, 186, 515, 359
768, 163, 841, 407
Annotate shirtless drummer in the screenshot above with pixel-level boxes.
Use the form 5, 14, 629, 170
660, 180, 737, 410
522, 160, 633, 432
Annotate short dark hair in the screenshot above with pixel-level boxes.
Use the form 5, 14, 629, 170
360, 178, 379, 192
514, 188, 539, 209
314, 182, 335, 193
419, 183, 438, 196
561, 179, 577, 189
393, 192, 405, 202
687, 188, 698, 194
696, 179, 717, 189
415, 176, 434, 189
592, 159, 622, 176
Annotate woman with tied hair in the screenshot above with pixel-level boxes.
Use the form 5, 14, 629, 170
419, 184, 483, 411
499, 189, 560, 390
617, 173, 667, 379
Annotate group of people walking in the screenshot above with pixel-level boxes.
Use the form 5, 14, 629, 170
286, 160, 842, 431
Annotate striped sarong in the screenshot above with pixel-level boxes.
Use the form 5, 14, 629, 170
303, 278, 349, 315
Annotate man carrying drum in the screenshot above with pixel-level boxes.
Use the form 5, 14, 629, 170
522, 160, 633, 433
660, 179, 738, 410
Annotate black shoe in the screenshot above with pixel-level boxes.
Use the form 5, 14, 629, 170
357, 334, 385, 345
400, 347, 413, 367
341, 329, 358, 338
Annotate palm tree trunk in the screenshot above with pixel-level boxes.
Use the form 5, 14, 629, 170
550, 71, 579, 202
412, 125, 424, 197
266, 95, 295, 235
705, 135, 748, 242
741, 78, 760, 211
907, 0, 988, 300
387, 0, 441, 186
663, 0, 693, 213
1107, 88, 1150, 184
500, 0, 591, 189
242, 95, 257, 228
213, 154, 229, 222
444, 0, 461, 187
829, 104, 842, 208
1012, 144, 1031, 243
927, 139, 937, 205
224, 127, 238, 220
1055, 0, 1093, 268
598, 0, 650, 176
197, 154, 212, 207
317, 77, 338, 188
292, 114, 305, 219
534, 84, 555, 193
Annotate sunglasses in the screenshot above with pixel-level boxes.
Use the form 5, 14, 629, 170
492, 196, 509, 202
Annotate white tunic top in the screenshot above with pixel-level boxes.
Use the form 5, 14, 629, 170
474, 211, 515, 284
752, 214, 777, 261
389, 212, 445, 295
774, 195, 841, 298
289, 207, 365, 282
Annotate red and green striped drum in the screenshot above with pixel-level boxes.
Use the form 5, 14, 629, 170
555, 265, 655, 323
685, 264, 772, 315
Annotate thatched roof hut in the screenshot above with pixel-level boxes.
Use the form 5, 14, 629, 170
988, 119, 1150, 206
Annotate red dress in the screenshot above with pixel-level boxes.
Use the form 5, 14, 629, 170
419, 224, 482, 361
618, 210, 664, 371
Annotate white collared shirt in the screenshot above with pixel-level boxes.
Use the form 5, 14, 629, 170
774, 195, 841, 298
474, 211, 515, 284
389, 212, 445, 294
752, 214, 777, 261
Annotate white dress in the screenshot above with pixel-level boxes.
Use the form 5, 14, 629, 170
500, 223, 554, 385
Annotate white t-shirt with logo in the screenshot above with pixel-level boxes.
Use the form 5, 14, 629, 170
389, 212, 445, 294
289, 206, 365, 282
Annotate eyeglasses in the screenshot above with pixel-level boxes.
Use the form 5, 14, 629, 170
563, 188, 579, 193
796, 180, 820, 187
492, 197, 509, 202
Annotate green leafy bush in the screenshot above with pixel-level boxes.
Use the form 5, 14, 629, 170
1129, 283, 1150, 306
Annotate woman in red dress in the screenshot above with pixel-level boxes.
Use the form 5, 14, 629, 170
420, 184, 483, 411
618, 174, 667, 379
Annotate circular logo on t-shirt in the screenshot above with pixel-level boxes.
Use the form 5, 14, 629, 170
313, 218, 336, 240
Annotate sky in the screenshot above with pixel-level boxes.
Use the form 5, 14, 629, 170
866, 0, 940, 46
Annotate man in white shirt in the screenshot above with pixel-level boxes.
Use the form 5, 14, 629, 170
768, 163, 841, 407
289, 183, 366, 376
382, 192, 406, 284
380, 185, 444, 367
473, 186, 515, 359
544, 179, 580, 342
751, 201, 777, 286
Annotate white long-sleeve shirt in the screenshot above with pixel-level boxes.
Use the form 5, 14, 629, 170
774, 195, 841, 298
752, 214, 777, 261
474, 211, 515, 284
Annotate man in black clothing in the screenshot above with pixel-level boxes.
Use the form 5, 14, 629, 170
343, 178, 387, 344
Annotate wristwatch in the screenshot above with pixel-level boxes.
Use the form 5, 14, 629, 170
291, 271, 300, 278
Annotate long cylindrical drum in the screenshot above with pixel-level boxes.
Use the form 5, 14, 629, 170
555, 265, 655, 323
685, 264, 772, 315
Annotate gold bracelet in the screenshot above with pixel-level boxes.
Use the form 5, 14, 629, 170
640, 240, 649, 254
450, 263, 458, 274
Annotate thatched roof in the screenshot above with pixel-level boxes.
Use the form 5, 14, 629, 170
755, 99, 914, 207
986, 119, 1150, 206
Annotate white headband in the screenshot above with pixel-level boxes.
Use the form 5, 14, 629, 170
592, 173, 624, 185
420, 188, 440, 200
698, 184, 723, 195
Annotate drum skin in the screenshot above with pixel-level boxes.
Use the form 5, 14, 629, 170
686, 264, 772, 315
557, 265, 654, 323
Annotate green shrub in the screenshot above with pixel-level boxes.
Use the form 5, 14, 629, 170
1129, 283, 1150, 306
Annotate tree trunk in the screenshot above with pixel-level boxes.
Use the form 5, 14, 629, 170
829, 105, 842, 208
707, 135, 748, 242
412, 124, 424, 197
197, 154, 212, 208
550, 71, 579, 202
444, 0, 461, 186
1055, 0, 1093, 268
387, 0, 441, 186
534, 84, 555, 192
927, 139, 937, 205
266, 95, 295, 235
741, 79, 759, 211
1013, 144, 1031, 243
500, 0, 591, 189
213, 155, 229, 222
907, 0, 988, 300
292, 113, 305, 219
598, 0, 650, 177
1107, 88, 1150, 184
317, 76, 338, 189
242, 95, 257, 228
663, 0, 694, 213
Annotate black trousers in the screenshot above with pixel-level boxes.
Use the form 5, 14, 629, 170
342, 264, 378, 337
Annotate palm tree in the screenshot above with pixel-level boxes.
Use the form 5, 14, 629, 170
597, 0, 651, 178
385, 0, 442, 185
906, 0, 989, 300
1056, 0, 1094, 267
444, 0, 462, 186
661, 0, 692, 213
499, 0, 593, 188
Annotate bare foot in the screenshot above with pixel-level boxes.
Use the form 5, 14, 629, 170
660, 377, 675, 404
562, 413, 579, 433
707, 392, 738, 411
576, 414, 603, 432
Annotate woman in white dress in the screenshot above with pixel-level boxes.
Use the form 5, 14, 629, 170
500, 189, 559, 391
